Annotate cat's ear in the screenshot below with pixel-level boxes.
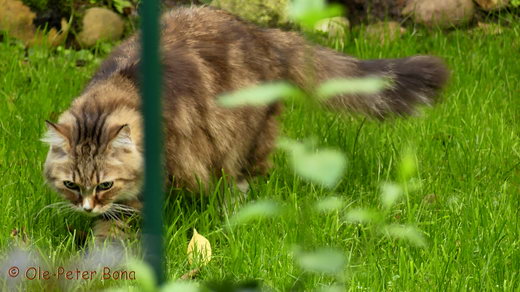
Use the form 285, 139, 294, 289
41, 121, 71, 148
108, 124, 134, 149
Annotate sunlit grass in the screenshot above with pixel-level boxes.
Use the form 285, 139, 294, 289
0, 17, 519, 291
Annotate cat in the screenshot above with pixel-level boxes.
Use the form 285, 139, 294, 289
42, 6, 449, 239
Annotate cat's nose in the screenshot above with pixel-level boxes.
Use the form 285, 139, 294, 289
82, 197, 94, 212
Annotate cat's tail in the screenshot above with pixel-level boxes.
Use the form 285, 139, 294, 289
284, 44, 450, 118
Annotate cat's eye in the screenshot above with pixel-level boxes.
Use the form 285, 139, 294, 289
63, 180, 79, 190
96, 181, 114, 191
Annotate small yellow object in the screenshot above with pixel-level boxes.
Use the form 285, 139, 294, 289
187, 229, 212, 266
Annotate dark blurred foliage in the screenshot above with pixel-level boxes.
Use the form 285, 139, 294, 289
26, 0, 209, 30
328, 0, 407, 24
204, 279, 262, 292
26, 0, 70, 30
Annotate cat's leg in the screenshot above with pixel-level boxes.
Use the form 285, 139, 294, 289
247, 104, 281, 176
217, 176, 250, 214
92, 199, 141, 243
93, 219, 130, 243
227, 104, 280, 205
236, 179, 250, 194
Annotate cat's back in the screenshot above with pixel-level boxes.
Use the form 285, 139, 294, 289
160, 6, 291, 96
160, 6, 261, 45
87, 6, 284, 95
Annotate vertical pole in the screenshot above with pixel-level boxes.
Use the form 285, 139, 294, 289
140, 0, 164, 284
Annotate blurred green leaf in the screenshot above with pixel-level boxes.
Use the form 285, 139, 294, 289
217, 82, 302, 107
380, 182, 403, 209
278, 138, 346, 188
127, 258, 157, 292
317, 285, 344, 292
398, 148, 417, 182
381, 224, 427, 248
289, 0, 344, 29
113, 0, 132, 14
161, 281, 200, 292
296, 248, 346, 274
228, 200, 281, 226
317, 77, 387, 99
315, 196, 344, 212
344, 208, 380, 224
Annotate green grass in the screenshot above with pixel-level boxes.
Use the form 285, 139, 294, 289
0, 19, 519, 291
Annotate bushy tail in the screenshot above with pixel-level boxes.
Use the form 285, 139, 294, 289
352, 56, 450, 117
281, 42, 450, 118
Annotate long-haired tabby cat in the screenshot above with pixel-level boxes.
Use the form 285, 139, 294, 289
42, 7, 448, 239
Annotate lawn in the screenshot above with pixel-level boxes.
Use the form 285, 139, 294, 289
0, 16, 519, 291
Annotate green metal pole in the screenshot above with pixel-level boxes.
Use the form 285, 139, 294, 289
140, 0, 164, 284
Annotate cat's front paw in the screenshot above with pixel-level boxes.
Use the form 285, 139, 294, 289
93, 219, 130, 244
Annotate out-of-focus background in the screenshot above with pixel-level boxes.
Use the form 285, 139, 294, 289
0, 0, 518, 48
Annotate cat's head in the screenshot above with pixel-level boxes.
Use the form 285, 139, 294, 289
42, 111, 143, 216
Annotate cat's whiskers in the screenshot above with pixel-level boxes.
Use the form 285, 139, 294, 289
36, 202, 74, 218
110, 203, 139, 216
103, 210, 117, 221
112, 206, 137, 214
